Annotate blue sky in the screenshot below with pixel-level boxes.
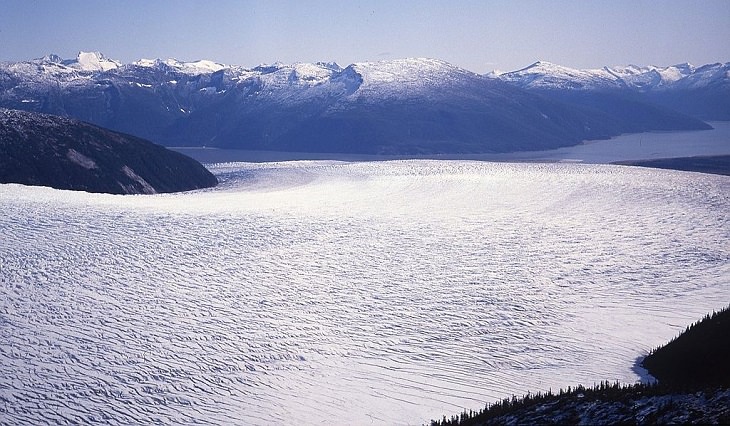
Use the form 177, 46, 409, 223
1, 0, 728, 72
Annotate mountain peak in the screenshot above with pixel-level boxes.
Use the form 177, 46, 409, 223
40, 54, 63, 64
499, 60, 724, 91
350, 57, 472, 79
522, 60, 564, 70
132, 57, 227, 75
62, 51, 120, 72
344, 58, 479, 99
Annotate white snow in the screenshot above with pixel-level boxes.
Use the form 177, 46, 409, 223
3, 55, 726, 110
499, 60, 622, 90
499, 60, 725, 91
1, 159, 728, 425
65, 51, 121, 72
132, 57, 227, 74
66, 149, 98, 169
348, 58, 477, 99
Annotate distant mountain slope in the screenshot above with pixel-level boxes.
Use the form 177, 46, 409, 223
0, 108, 217, 194
0, 53, 716, 155
616, 155, 730, 176
497, 61, 730, 121
171, 58, 623, 154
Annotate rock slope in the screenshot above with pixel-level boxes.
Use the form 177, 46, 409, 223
0, 108, 217, 194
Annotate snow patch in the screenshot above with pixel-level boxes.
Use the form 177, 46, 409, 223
499, 60, 718, 91
133, 58, 227, 75
63, 51, 121, 72
121, 165, 156, 194
66, 149, 98, 170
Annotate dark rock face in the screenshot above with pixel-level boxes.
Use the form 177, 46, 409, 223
0, 108, 218, 194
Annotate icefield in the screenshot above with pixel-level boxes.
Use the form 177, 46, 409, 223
1, 160, 729, 425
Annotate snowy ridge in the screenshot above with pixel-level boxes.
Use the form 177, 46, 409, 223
676, 62, 730, 90
3, 52, 726, 94
6, 51, 122, 75
0, 54, 482, 105
497, 61, 622, 90
2, 52, 726, 101
133, 57, 227, 75
348, 58, 480, 99
498, 60, 729, 91
243, 62, 347, 103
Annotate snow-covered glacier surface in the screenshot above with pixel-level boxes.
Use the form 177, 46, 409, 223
1, 160, 728, 425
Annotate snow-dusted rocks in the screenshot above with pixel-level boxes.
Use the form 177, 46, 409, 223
497, 60, 729, 92
133, 57, 227, 75
0, 108, 217, 194
497, 61, 730, 121
497, 60, 624, 90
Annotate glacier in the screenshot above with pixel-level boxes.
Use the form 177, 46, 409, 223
1, 160, 729, 425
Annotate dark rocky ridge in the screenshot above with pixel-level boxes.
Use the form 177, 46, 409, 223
0, 108, 218, 194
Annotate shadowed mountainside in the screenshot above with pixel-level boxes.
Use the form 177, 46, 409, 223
0, 108, 218, 194
497, 61, 730, 121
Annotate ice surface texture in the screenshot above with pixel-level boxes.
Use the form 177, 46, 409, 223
1, 161, 728, 424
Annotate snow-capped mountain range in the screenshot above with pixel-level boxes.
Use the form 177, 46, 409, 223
495, 60, 730, 92
495, 60, 730, 123
0, 52, 725, 154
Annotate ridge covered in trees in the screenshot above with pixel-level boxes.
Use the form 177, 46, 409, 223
430, 305, 730, 425
642, 305, 730, 389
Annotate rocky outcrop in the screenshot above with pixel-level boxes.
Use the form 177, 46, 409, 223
0, 108, 217, 194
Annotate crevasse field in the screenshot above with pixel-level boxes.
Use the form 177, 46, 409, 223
1, 160, 729, 425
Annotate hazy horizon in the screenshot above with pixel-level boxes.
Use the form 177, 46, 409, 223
1, 0, 729, 73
